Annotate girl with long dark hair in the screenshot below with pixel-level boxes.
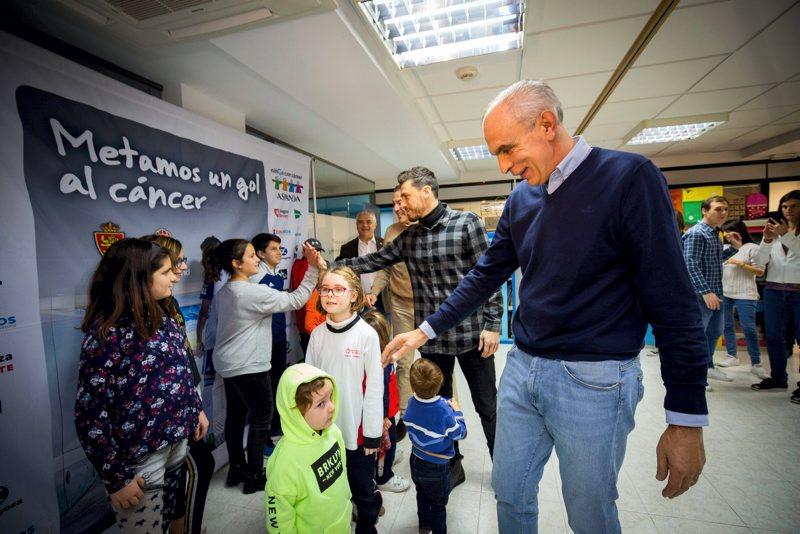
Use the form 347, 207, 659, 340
75, 238, 204, 532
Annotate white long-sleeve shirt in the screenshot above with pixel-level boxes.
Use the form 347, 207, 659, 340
307, 313, 384, 450
722, 243, 761, 300
755, 232, 800, 284
214, 267, 316, 379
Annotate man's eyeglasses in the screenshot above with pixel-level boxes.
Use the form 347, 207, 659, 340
319, 286, 349, 297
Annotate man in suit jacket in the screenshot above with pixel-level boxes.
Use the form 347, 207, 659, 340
336, 210, 384, 311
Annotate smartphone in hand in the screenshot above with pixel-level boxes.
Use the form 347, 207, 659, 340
767, 210, 787, 224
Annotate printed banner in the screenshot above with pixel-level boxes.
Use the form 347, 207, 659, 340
0, 31, 309, 533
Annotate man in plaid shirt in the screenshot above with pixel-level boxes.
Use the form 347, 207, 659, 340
332, 166, 503, 485
682, 195, 737, 384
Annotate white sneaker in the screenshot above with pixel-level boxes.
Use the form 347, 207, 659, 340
705, 385, 713, 392
717, 356, 739, 367
393, 448, 404, 466
707, 368, 734, 382
750, 364, 768, 379
378, 474, 410, 493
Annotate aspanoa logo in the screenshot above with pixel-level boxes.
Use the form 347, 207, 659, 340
273, 208, 289, 218
272, 176, 304, 203
0, 316, 16, 329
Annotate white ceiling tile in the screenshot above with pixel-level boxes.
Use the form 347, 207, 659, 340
431, 87, 504, 122
738, 81, 800, 110
545, 72, 612, 108
413, 50, 520, 96
398, 70, 430, 99
693, 4, 800, 91
445, 119, 483, 140
463, 159, 502, 172
593, 138, 623, 149
562, 105, 591, 131
522, 16, 648, 80
716, 106, 800, 130
582, 122, 640, 142
725, 124, 800, 147
777, 109, 800, 124
430, 123, 450, 142
591, 96, 677, 125
609, 56, 725, 102
621, 143, 666, 157
654, 127, 760, 155
415, 96, 441, 123
525, 0, 659, 34
636, 0, 795, 66
658, 85, 773, 117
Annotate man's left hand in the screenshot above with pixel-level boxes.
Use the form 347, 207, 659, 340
478, 330, 500, 357
655, 425, 705, 499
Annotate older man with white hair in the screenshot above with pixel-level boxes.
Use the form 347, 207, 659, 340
383, 80, 709, 533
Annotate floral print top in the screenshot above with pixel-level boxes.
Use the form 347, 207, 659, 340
74, 315, 201, 492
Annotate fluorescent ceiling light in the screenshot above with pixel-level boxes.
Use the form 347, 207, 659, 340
449, 144, 493, 161
624, 113, 729, 145
359, 0, 526, 68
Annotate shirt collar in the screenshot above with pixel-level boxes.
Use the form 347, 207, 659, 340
358, 236, 376, 246
260, 261, 279, 275
413, 394, 441, 404
546, 136, 592, 195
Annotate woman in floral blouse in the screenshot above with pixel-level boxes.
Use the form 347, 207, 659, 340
74, 238, 206, 532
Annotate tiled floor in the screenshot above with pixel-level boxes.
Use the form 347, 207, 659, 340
204, 346, 800, 533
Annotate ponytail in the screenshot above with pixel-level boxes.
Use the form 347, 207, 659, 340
214, 239, 250, 276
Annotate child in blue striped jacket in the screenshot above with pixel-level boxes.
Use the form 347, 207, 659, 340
403, 358, 467, 534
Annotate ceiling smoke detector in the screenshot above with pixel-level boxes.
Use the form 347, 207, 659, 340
456, 66, 478, 82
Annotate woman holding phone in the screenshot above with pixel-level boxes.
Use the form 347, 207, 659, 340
751, 190, 800, 404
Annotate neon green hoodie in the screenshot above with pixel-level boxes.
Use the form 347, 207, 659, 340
265, 363, 352, 533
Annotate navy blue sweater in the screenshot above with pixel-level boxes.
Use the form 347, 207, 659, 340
426, 148, 708, 415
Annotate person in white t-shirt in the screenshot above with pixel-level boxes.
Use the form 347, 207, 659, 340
718, 219, 766, 378
306, 266, 384, 534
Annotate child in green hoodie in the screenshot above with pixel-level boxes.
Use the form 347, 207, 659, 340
265, 363, 352, 533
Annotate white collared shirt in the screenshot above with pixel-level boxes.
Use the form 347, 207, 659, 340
546, 136, 592, 195
357, 237, 378, 294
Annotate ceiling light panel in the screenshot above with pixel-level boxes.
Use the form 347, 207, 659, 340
359, 0, 526, 68
623, 113, 729, 145
449, 144, 493, 160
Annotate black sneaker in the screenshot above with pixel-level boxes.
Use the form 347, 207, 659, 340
225, 464, 245, 487
242, 470, 267, 494
791, 387, 800, 404
751, 378, 788, 391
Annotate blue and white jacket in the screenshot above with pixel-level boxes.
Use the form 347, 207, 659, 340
404, 394, 467, 464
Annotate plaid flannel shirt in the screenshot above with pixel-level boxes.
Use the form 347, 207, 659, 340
333, 203, 503, 354
681, 221, 736, 296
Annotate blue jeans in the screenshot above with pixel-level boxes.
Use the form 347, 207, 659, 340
722, 297, 761, 365
763, 288, 800, 384
492, 347, 643, 534
698, 295, 724, 368
410, 454, 451, 534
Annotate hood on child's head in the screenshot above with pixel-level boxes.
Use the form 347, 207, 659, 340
276, 363, 339, 444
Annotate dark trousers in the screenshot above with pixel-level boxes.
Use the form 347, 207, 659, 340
174, 438, 215, 534
269, 340, 288, 436
346, 447, 383, 534
764, 288, 800, 383
425, 347, 496, 456
299, 333, 310, 360
223, 372, 272, 477
376, 417, 397, 485
410, 454, 451, 534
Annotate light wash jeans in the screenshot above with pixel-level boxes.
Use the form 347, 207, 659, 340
722, 297, 761, 365
492, 347, 643, 534
116, 439, 188, 532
